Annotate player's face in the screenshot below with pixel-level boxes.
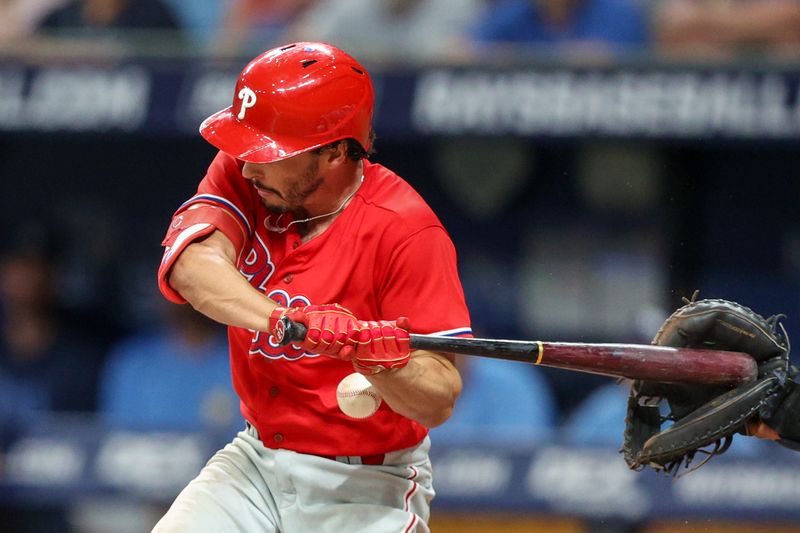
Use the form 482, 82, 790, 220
243, 152, 324, 215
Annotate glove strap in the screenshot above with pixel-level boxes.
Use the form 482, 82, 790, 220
268, 306, 299, 334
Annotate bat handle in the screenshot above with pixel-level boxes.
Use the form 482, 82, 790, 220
278, 317, 307, 346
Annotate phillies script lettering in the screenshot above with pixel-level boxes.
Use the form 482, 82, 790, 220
239, 235, 315, 360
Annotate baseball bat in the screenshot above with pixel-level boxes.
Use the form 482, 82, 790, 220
278, 319, 757, 385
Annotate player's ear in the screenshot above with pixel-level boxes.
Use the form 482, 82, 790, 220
320, 141, 349, 167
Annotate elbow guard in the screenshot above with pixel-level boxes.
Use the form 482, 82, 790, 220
158, 203, 248, 303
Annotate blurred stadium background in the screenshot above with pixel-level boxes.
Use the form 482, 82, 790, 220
2, 0, 800, 532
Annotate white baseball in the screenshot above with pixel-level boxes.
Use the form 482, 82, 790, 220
336, 372, 382, 419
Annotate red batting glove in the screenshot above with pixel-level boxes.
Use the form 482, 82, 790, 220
352, 317, 412, 375
269, 304, 359, 358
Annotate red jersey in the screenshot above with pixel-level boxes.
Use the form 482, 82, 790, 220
158, 153, 472, 455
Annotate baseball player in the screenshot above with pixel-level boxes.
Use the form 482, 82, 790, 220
153, 42, 472, 532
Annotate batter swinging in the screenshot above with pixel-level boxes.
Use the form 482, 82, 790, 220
153, 42, 472, 532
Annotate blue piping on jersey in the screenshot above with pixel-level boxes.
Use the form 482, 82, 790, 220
431, 327, 472, 337
181, 194, 253, 236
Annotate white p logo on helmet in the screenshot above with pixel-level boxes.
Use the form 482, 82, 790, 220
237, 87, 257, 120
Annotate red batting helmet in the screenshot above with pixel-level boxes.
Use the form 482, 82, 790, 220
200, 42, 375, 164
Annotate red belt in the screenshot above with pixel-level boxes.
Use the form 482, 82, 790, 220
246, 421, 385, 465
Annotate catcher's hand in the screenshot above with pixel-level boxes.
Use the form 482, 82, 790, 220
745, 419, 780, 440
623, 296, 790, 475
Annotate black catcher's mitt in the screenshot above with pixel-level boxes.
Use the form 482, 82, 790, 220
623, 297, 790, 475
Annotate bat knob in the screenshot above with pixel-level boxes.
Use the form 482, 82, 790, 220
278, 316, 307, 346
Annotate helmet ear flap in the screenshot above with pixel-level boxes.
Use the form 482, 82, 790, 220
200, 42, 375, 164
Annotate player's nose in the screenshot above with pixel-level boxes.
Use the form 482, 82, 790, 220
242, 162, 274, 189
241, 161, 267, 180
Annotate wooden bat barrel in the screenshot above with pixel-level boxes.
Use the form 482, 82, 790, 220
408, 336, 758, 386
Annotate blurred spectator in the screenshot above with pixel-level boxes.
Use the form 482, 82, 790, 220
161, 0, 224, 50
473, 0, 649, 58
212, 0, 316, 56
38, 0, 184, 46
654, 0, 800, 59
561, 380, 629, 447
100, 303, 240, 435
0, 0, 68, 42
287, 0, 484, 63
431, 356, 556, 443
0, 246, 105, 433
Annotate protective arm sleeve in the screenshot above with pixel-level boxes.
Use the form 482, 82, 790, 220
158, 204, 249, 303
157, 151, 255, 303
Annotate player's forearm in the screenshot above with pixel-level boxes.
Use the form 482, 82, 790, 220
367, 351, 462, 428
169, 241, 276, 331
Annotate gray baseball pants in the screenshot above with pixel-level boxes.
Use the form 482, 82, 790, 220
152, 424, 434, 532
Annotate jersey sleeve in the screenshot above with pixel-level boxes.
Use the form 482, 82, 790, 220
157, 151, 257, 303
378, 226, 472, 337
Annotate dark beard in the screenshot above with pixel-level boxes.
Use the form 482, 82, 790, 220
264, 203, 308, 220
259, 157, 321, 218
286, 157, 323, 207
